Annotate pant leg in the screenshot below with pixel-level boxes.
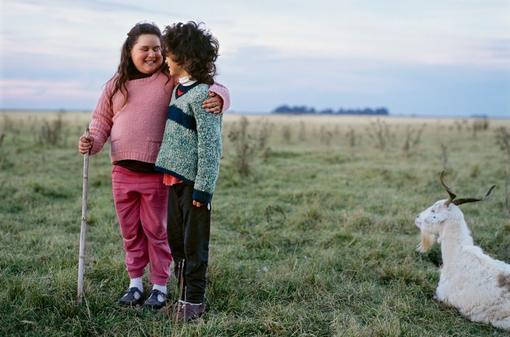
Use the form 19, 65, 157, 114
167, 184, 185, 265
138, 173, 172, 285
180, 184, 211, 303
112, 166, 147, 279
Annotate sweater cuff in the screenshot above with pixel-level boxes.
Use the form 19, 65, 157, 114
88, 128, 107, 155
210, 83, 230, 112
192, 189, 212, 204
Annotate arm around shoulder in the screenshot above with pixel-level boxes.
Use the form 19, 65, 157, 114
209, 82, 231, 112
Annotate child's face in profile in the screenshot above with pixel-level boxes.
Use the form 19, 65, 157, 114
130, 34, 163, 75
165, 53, 188, 78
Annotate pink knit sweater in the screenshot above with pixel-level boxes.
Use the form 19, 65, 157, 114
88, 71, 230, 163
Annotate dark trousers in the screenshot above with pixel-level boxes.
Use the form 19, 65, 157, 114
167, 183, 211, 303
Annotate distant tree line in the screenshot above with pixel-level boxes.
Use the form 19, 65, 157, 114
272, 105, 389, 115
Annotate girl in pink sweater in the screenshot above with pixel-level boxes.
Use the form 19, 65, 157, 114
78, 22, 229, 310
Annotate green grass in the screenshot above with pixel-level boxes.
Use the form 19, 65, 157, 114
1, 113, 509, 336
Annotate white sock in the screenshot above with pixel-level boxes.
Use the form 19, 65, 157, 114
152, 284, 167, 295
129, 277, 143, 292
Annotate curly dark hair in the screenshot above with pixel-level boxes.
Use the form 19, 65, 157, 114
162, 21, 219, 85
109, 22, 169, 107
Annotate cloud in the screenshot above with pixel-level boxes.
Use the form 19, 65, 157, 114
211, 1, 510, 66
0, 79, 102, 109
483, 39, 510, 61
3, 0, 509, 67
6, 0, 181, 16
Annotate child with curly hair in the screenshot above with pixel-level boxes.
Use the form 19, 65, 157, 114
155, 21, 223, 321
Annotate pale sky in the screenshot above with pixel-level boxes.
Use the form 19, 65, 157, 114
1, 0, 509, 116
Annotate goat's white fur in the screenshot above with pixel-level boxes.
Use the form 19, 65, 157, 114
415, 199, 510, 330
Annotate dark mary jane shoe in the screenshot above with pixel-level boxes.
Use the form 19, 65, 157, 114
143, 289, 167, 310
118, 287, 144, 306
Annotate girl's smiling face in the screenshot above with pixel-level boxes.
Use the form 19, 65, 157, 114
130, 34, 163, 75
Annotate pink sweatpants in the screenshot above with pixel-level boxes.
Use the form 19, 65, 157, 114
112, 166, 172, 285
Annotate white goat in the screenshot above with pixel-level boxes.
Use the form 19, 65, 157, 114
415, 172, 510, 330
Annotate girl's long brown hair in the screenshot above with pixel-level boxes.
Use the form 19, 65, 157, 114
109, 22, 169, 108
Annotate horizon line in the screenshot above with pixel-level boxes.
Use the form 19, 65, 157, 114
1, 108, 508, 120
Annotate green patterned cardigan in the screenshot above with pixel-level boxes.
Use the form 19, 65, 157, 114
155, 82, 223, 204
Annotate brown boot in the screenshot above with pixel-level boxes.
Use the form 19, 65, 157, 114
174, 300, 206, 322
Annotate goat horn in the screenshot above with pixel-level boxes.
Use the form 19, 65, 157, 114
439, 171, 456, 206
453, 185, 496, 206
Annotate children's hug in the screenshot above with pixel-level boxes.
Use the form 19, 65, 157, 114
78, 21, 227, 322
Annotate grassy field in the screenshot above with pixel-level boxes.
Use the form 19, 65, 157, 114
1, 112, 509, 336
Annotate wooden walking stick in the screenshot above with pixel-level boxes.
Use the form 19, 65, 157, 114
77, 128, 90, 304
